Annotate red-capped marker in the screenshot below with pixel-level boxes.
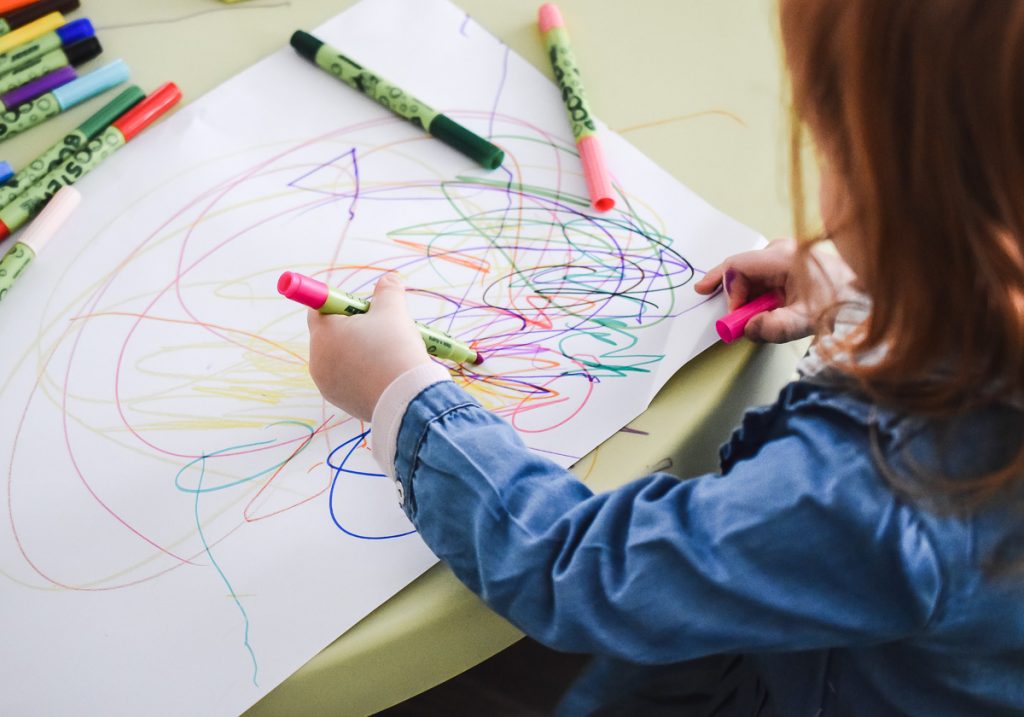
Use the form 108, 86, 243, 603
112, 81, 181, 140
0, 82, 181, 241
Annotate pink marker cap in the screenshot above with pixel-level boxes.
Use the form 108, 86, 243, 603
277, 271, 329, 310
20, 185, 81, 255
537, 3, 565, 33
715, 292, 782, 343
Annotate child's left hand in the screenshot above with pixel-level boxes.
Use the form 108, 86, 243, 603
306, 273, 431, 421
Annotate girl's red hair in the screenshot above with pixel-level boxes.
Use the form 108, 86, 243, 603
781, 0, 1024, 504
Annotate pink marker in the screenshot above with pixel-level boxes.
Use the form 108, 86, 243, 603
538, 3, 615, 212
716, 293, 782, 343
278, 271, 483, 365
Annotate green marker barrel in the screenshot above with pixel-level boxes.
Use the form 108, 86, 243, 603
0, 84, 143, 208
0, 239, 32, 300
290, 30, 504, 170
278, 271, 483, 365
0, 82, 180, 241
0, 17, 92, 77
0, 35, 99, 94
0, 59, 131, 143
0, 185, 80, 304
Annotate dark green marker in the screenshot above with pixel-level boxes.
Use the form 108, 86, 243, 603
0, 85, 144, 209
290, 30, 504, 170
0, 82, 181, 241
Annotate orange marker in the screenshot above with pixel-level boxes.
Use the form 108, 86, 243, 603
0, 0, 46, 16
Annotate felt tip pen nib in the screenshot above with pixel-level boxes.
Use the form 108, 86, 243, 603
472, 352, 485, 365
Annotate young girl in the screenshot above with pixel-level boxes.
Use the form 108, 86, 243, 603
306, 0, 1024, 714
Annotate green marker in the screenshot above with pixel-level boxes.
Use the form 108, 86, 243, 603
277, 271, 484, 365
289, 30, 504, 170
0, 35, 100, 95
0, 17, 92, 77
0, 82, 181, 242
0, 84, 144, 209
0, 59, 131, 144
0, 185, 80, 304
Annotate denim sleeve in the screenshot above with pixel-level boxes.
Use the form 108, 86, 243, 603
393, 381, 944, 664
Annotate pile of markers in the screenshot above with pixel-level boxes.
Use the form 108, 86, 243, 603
0, 0, 182, 302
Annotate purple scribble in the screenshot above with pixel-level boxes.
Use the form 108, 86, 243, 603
287, 147, 360, 220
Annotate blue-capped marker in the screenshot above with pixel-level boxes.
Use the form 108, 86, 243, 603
0, 160, 13, 184
0, 59, 130, 142
0, 18, 93, 78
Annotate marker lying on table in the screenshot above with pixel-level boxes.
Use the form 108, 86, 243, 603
290, 30, 504, 170
0, 35, 99, 95
0, 1, 79, 38
0, 59, 130, 142
0, 83, 142, 205
0, 185, 79, 303
0, 12, 64, 57
0, 82, 179, 240
278, 270, 484, 365
716, 293, 782, 343
0, 159, 12, 182
0, 16, 91, 77
538, 3, 615, 212
0, 64, 74, 110
0, 0, 49, 15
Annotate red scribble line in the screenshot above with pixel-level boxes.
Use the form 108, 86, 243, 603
391, 238, 492, 274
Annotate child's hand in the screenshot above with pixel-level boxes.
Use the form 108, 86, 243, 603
307, 273, 432, 421
694, 239, 855, 343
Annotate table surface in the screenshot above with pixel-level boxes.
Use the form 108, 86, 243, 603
4, 2, 804, 714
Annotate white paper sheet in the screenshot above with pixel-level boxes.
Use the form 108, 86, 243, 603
0, 0, 764, 714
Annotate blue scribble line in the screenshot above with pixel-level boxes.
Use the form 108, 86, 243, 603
327, 430, 416, 540
194, 453, 260, 687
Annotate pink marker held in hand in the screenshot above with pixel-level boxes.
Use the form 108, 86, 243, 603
716, 293, 782, 343
538, 3, 615, 212
278, 271, 484, 365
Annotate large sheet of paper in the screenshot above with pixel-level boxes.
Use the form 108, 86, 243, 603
0, 0, 763, 713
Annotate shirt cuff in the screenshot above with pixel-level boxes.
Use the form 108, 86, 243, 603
371, 361, 453, 479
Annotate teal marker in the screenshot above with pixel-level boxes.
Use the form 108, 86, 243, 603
0, 83, 143, 208
0, 59, 130, 143
289, 30, 504, 170
0, 82, 181, 241
277, 271, 484, 365
0, 35, 99, 95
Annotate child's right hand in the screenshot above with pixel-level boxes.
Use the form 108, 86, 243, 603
694, 239, 855, 343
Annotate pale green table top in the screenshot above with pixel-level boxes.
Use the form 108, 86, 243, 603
4, 2, 800, 714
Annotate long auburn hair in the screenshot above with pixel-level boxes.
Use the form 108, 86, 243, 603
781, 0, 1024, 506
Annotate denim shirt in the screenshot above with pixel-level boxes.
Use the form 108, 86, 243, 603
376, 368, 1024, 716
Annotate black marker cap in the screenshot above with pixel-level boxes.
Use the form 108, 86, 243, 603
65, 37, 102, 67
290, 30, 324, 62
